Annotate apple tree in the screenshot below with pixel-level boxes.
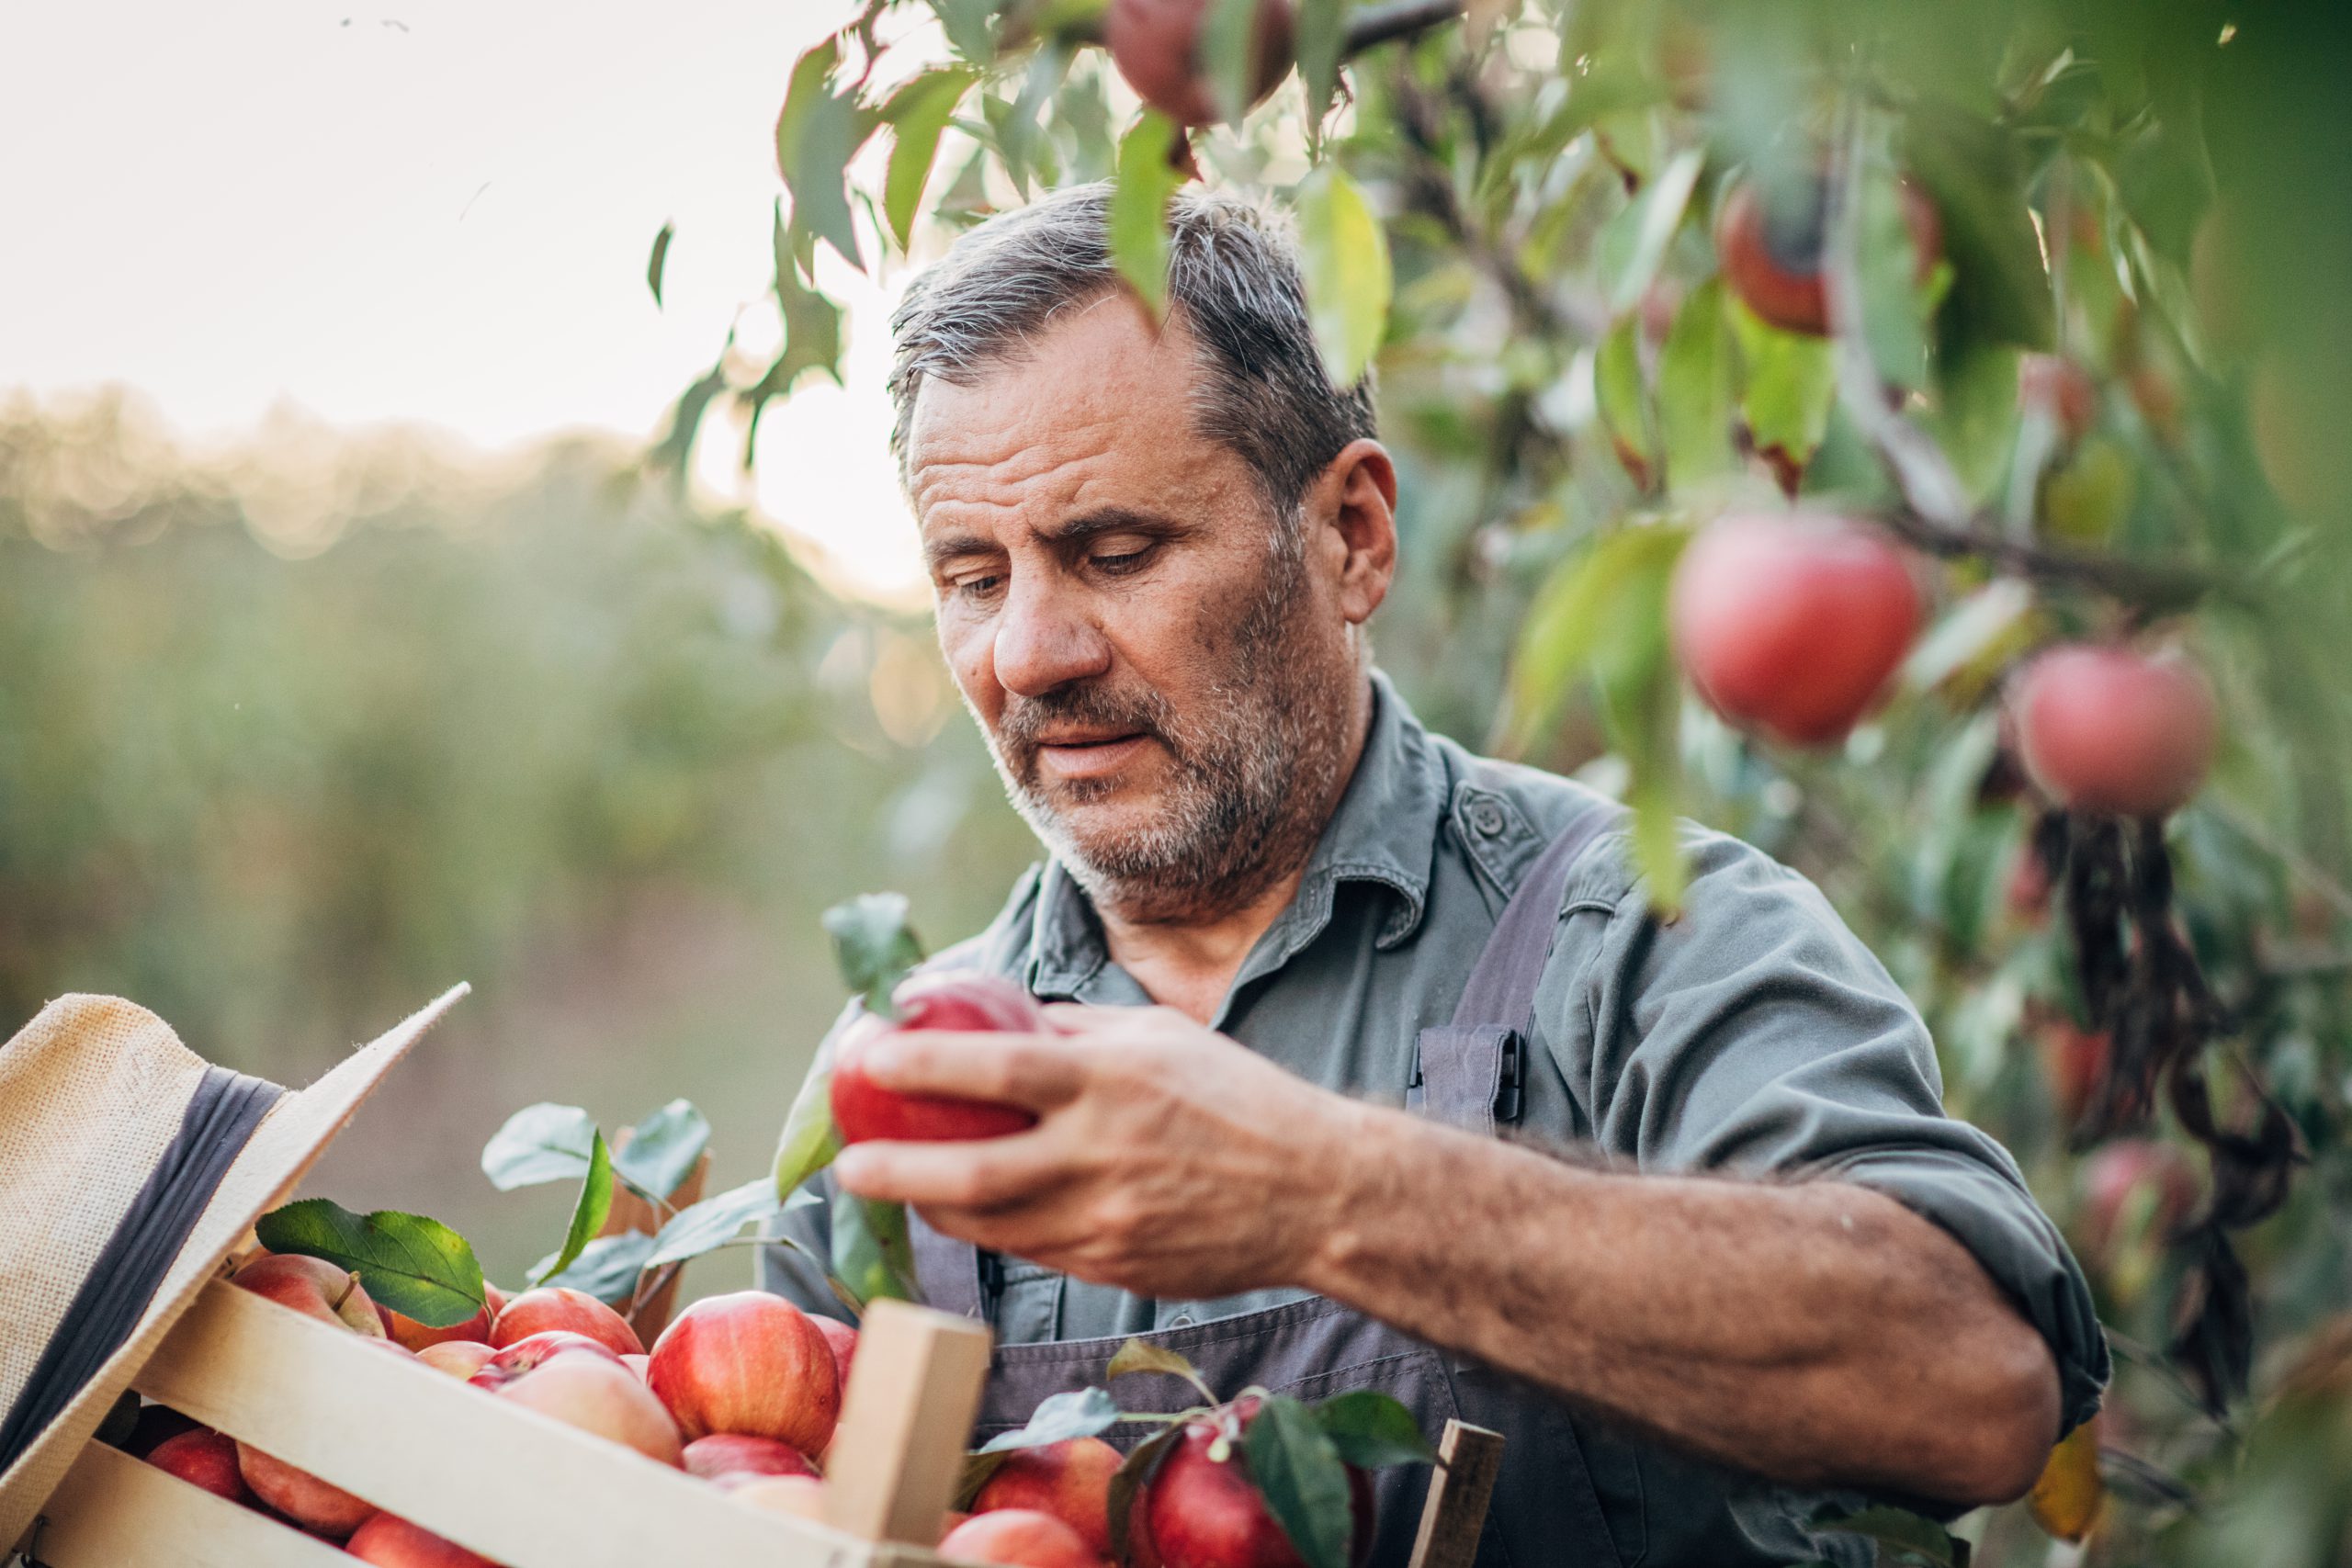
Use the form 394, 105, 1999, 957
659, 0, 2352, 1559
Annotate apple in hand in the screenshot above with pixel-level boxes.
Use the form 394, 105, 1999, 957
973, 1437, 1123, 1558
683, 1433, 820, 1483
345, 1513, 499, 1567
1143, 1398, 1372, 1568
1669, 512, 1921, 748
235, 1443, 378, 1538
939, 1508, 1103, 1568
145, 1428, 254, 1507
490, 1286, 644, 1357
648, 1292, 840, 1454
492, 1353, 684, 1467
229, 1253, 388, 1337
831, 973, 1046, 1145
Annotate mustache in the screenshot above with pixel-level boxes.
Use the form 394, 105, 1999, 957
996, 683, 1178, 770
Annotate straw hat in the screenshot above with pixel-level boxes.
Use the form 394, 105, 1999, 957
0, 985, 467, 1550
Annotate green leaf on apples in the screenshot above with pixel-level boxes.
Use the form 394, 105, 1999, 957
1594, 312, 1657, 486
1658, 279, 1736, 487
1243, 1393, 1356, 1568
1309, 1390, 1436, 1468
532, 1130, 614, 1287
254, 1199, 486, 1328
1502, 522, 1690, 756
1733, 303, 1838, 472
481, 1102, 599, 1190
978, 1387, 1124, 1454
1107, 1338, 1220, 1406
1600, 147, 1703, 313
1107, 1422, 1184, 1568
773, 1053, 843, 1201
1110, 112, 1183, 321
831, 1190, 922, 1308
531, 1229, 656, 1305
647, 1177, 786, 1268
822, 892, 926, 1019
1296, 163, 1392, 389
616, 1098, 710, 1203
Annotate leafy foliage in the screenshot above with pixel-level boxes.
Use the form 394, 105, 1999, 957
254, 1199, 485, 1328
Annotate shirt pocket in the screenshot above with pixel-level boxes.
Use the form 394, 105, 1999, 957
994, 1258, 1066, 1345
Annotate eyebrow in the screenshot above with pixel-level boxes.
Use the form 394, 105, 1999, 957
921, 506, 1188, 572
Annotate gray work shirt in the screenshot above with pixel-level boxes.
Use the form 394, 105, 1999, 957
763, 671, 2108, 1562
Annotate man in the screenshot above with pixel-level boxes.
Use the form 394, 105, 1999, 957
763, 183, 2106, 1566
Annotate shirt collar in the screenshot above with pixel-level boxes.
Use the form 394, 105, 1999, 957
1025, 670, 1448, 998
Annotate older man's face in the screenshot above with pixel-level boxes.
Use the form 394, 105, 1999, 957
904, 296, 1361, 922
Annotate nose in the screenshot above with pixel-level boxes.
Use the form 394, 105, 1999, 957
989, 572, 1112, 698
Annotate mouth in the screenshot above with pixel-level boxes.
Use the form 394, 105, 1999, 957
1032, 731, 1151, 782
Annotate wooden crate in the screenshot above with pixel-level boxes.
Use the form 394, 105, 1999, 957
26, 1280, 989, 1568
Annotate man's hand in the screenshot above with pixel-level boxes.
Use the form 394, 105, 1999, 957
830, 1003, 1364, 1298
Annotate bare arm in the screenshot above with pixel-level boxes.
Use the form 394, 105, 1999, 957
831, 1010, 2064, 1506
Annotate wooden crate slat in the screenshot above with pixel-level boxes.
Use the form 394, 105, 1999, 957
823, 1299, 993, 1547
1406, 1418, 1505, 1568
133, 1276, 918, 1568
31, 1439, 352, 1568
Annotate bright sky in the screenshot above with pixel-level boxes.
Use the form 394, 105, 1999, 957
0, 0, 931, 602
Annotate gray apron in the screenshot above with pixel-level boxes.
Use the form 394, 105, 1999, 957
911, 801, 1627, 1568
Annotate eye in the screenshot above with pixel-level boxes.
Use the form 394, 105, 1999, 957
949, 571, 1004, 603
1091, 543, 1156, 576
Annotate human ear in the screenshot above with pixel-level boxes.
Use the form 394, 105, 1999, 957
1310, 439, 1397, 626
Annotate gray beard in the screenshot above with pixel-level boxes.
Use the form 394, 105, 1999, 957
974, 541, 1362, 926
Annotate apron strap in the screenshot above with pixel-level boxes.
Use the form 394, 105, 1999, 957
1416, 795, 1624, 1132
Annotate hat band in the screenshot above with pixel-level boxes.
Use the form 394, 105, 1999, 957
0, 1066, 283, 1472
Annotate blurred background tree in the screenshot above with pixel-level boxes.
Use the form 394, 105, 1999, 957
8, 0, 2352, 1559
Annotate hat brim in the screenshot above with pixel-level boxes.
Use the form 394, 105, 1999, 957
0, 984, 469, 1550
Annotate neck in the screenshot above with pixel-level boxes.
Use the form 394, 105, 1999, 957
1094, 677, 1377, 1024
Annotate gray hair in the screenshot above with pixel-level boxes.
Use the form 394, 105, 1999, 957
886, 182, 1378, 530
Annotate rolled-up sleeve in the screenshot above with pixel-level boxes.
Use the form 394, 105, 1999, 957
1554, 828, 2109, 1436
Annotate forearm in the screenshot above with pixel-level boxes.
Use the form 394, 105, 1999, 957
1294, 1101, 2061, 1502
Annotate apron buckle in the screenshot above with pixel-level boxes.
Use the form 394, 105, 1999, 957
1495, 1031, 1525, 1124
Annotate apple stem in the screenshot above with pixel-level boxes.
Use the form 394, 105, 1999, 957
331, 1270, 360, 1314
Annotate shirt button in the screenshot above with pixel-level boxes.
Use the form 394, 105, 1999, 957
1168, 1313, 1194, 1328
1469, 800, 1508, 838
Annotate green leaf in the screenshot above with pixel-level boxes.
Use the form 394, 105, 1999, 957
481, 1102, 597, 1190
1733, 305, 1838, 473
615, 1099, 709, 1202
254, 1199, 485, 1329
1658, 279, 1736, 486
881, 68, 977, 251
930, 0, 995, 64
1310, 1390, 1435, 1468
1504, 524, 1691, 753
1296, 164, 1393, 388
1594, 314, 1656, 487
533, 1130, 614, 1287
1926, 339, 2020, 506
1901, 105, 2052, 352
1815, 1504, 1970, 1567
645, 221, 673, 309
775, 37, 876, 270
647, 1178, 786, 1268
1107, 1337, 1220, 1405
822, 892, 925, 1017
1200, 0, 1262, 125
1297, 0, 1347, 130
773, 1056, 843, 1202
1108, 1423, 1184, 1565
752, 206, 846, 410
831, 1190, 922, 1308
977, 1387, 1124, 1454
1111, 113, 1183, 320
649, 355, 729, 480
530, 1230, 655, 1306
1242, 1394, 1355, 1568
1852, 165, 1940, 392
1601, 148, 1703, 313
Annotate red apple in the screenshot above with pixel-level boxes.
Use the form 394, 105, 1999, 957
468, 1330, 624, 1391
647, 1292, 840, 1454
1105, 0, 1294, 128
484, 1281, 513, 1316
229, 1253, 388, 1337
1669, 513, 1923, 747
378, 1300, 492, 1352
493, 1353, 684, 1467
345, 1513, 499, 1567
122, 1403, 202, 1458
973, 1437, 1123, 1558
684, 1433, 820, 1483
490, 1286, 644, 1357
145, 1428, 254, 1507
2079, 1139, 2200, 1259
1142, 1400, 1371, 1568
831, 973, 1046, 1145
235, 1444, 377, 1538
1713, 174, 1942, 337
416, 1340, 499, 1381
939, 1508, 1102, 1568
725, 1472, 830, 1519
813, 1316, 859, 1391
2039, 1022, 2110, 1127
2013, 645, 2219, 818
2018, 355, 2098, 444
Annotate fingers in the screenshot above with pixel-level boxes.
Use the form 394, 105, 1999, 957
832, 1134, 1061, 1212
852, 1030, 1087, 1111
